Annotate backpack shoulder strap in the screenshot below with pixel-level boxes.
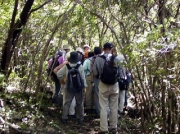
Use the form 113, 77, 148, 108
99, 55, 106, 60
110, 55, 116, 64
75, 63, 81, 69
66, 63, 72, 70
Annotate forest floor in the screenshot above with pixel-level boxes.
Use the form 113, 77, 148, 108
0, 88, 141, 134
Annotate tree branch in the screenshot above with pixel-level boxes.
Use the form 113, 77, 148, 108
20, 0, 35, 25
10, 0, 18, 29
175, 3, 180, 18
30, 0, 52, 14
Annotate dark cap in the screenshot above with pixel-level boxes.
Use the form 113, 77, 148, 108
103, 42, 113, 49
94, 47, 102, 55
88, 52, 94, 58
69, 51, 79, 64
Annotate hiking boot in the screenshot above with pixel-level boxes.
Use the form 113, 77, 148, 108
85, 109, 93, 114
109, 128, 117, 134
61, 119, 68, 124
77, 119, 84, 125
94, 114, 100, 119
68, 115, 76, 119
98, 131, 109, 134
118, 110, 125, 115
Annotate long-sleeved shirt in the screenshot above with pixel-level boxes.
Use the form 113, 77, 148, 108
92, 52, 121, 78
48, 55, 64, 68
83, 58, 92, 76
56, 62, 87, 88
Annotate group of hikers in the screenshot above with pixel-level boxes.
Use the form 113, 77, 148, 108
47, 42, 131, 134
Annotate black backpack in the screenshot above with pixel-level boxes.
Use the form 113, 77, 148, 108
47, 52, 62, 81
100, 55, 119, 85
77, 51, 84, 65
66, 63, 84, 93
118, 78, 128, 90
118, 69, 129, 90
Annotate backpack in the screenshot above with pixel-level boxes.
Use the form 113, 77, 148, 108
66, 63, 84, 93
118, 69, 129, 90
47, 53, 62, 81
100, 55, 119, 85
118, 78, 128, 90
90, 56, 97, 73
89, 56, 97, 81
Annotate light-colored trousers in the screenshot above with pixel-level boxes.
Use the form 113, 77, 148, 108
62, 88, 84, 121
93, 77, 100, 115
118, 90, 125, 112
85, 75, 93, 109
98, 81, 119, 132
62, 87, 76, 115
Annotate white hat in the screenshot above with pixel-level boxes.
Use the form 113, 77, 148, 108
117, 54, 125, 62
83, 44, 90, 49
76, 47, 83, 53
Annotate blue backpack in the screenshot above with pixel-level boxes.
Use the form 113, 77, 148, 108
66, 63, 84, 93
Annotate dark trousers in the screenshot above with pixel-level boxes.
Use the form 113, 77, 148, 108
52, 75, 61, 103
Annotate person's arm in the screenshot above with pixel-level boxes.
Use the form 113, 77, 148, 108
92, 57, 104, 78
53, 61, 68, 74
92, 58, 98, 77
58, 56, 64, 64
56, 64, 66, 80
80, 65, 87, 87
82, 59, 88, 74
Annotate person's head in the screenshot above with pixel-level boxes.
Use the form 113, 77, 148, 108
88, 51, 94, 58
63, 45, 70, 53
56, 51, 63, 56
69, 51, 79, 64
76, 47, 84, 54
65, 51, 71, 61
103, 42, 114, 53
83, 44, 90, 53
94, 47, 102, 55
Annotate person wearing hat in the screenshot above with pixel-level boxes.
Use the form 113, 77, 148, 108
47, 50, 64, 104
82, 51, 95, 114
91, 47, 102, 117
76, 47, 85, 64
117, 54, 131, 115
63, 45, 70, 52
92, 42, 121, 134
56, 51, 87, 124
83, 44, 90, 58
54, 51, 77, 117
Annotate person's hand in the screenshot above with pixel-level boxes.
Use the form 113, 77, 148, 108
63, 61, 68, 64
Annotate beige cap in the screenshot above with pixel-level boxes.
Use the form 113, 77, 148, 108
76, 47, 83, 53
63, 45, 70, 50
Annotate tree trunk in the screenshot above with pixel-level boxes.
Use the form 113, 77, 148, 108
0, 0, 34, 78
158, 0, 166, 35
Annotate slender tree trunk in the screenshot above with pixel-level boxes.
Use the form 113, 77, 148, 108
0, 0, 34, 78
158, 0, 166, 35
